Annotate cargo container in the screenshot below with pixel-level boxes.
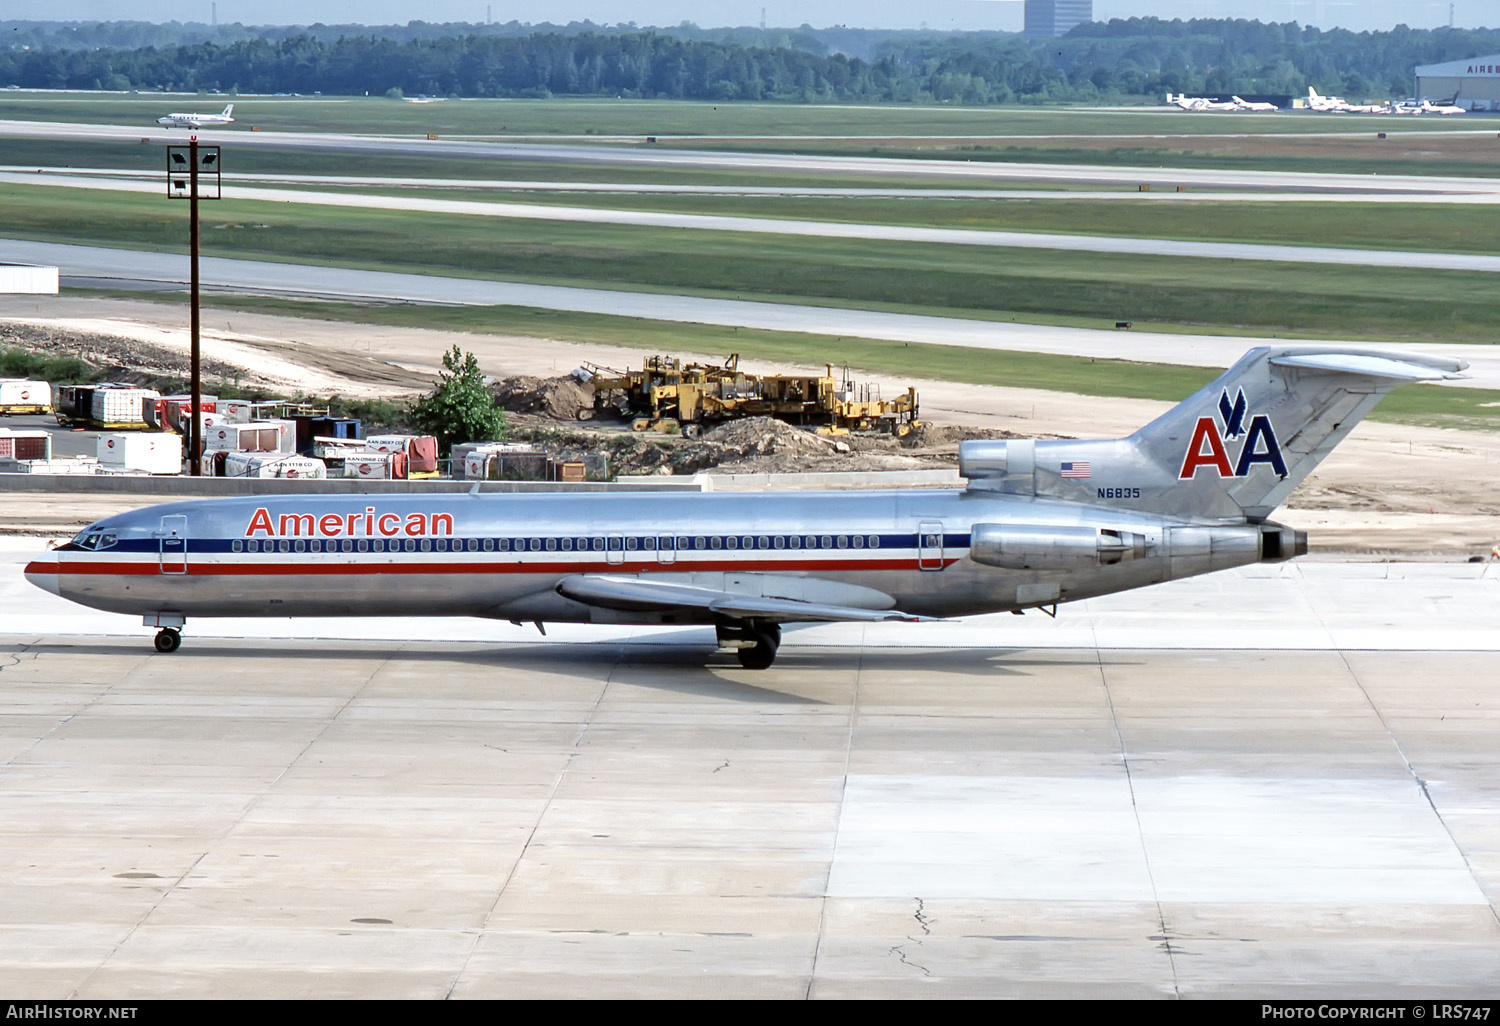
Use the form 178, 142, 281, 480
219, 400, 254, 424
16, 458, 99, 475
313, 436, 367, 461
462, 448, 548, 481
0, 429, 50, 463
54, 384, 96, 426
145, 394, 207, 430
366, 433, 438, 476
187, 411, 223, 438
91, 387, 159, 429
142, 395, 169, 429
307, 417, 361, 443
224, 452, 327, 479
203, 421, 283, 453
164, 395, 217, 433
0, 379, 51, 415
342, 451, 407, 480
98, 432, 182, 474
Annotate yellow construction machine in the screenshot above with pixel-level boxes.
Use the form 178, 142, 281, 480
586, 354, 919, 436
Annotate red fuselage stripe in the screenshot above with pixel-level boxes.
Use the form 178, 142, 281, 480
31, 556, 959, 576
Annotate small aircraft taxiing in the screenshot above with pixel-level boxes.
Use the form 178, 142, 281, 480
24, 347, 1465, 669
156, 103, 235, 129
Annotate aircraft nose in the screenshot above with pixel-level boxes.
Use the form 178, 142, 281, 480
24, 559, 61, 596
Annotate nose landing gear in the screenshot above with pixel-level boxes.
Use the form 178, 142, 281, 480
146, 614, 186, 654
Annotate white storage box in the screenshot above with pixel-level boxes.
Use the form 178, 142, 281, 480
224, 452, 327, 479
343, 452, 406, 480
91, 387, 158, 426
204, 421, 283, 452
0, 379, 51, 412
98, 432, 182, 474
219, 401, 254, 424
0, 429, 50, 462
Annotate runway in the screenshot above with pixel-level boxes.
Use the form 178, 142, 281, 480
12, 168, 1500, 271
6, 238, 1498, 390
1, 540, 1497, 998
13, 164, 1500, 204
7, 118, 1500, 195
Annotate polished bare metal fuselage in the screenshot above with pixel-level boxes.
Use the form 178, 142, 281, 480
29, 488, 1250, 624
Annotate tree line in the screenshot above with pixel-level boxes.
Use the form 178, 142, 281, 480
3, 18, 1498, 103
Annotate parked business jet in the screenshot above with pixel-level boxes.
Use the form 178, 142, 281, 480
1168, 93, 1239, 111
1305, 87, 1347, 111
157, 103, 235, 129
24, 347, 1465, 668
1421, 98, 1466, 115
1231, 96, 1279, 112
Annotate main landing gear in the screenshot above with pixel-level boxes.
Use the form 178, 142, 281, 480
718, 621, 781, 670
154, 629, 182, 653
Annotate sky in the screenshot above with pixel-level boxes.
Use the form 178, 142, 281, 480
0, 1, 1489, 33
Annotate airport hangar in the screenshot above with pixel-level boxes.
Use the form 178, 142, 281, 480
1414, 55, 1500, 110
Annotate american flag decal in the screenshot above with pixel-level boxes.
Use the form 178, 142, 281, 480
1061, 461, 1091, 479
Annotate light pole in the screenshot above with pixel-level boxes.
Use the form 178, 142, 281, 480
167, 138, 220, 475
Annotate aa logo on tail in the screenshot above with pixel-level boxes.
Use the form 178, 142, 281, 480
1179, 388, 1288, 479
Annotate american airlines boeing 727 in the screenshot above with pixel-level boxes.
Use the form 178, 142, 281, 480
25, 347, 1465, 668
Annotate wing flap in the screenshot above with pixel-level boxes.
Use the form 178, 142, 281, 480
555, 575, 931, 624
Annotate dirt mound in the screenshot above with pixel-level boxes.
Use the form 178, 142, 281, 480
701, 417, 842, 458
1, 322, 248, 387
491, 374, 594, 420
898, 422, 1022, 450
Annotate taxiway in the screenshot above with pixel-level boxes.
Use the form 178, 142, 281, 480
1, 541, 1495, 998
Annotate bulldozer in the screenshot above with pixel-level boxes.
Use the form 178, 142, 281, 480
587, 354, 919, 437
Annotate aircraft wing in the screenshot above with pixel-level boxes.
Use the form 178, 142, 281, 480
555, 574, 932, 623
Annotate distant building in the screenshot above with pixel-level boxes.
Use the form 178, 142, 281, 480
1024, 0, 1093, 39
1414, 56, 1500, 110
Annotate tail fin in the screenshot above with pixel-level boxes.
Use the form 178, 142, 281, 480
960, 347, 1466, 521
222, 104, 234, 118
1309, 87, 1320, 99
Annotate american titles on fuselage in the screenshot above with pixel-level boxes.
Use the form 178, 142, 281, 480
246, 506, 454, 538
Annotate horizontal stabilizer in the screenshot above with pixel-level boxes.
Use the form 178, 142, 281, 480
557, 574, 931, 624
1269, 351, 1467, 382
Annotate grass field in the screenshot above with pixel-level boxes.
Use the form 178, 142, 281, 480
663, 132, 1500, 178
317, 188, 1500, 255
3, 91, 1496, 426
84, 290, 1500, 432
4, 183, 1498, 344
